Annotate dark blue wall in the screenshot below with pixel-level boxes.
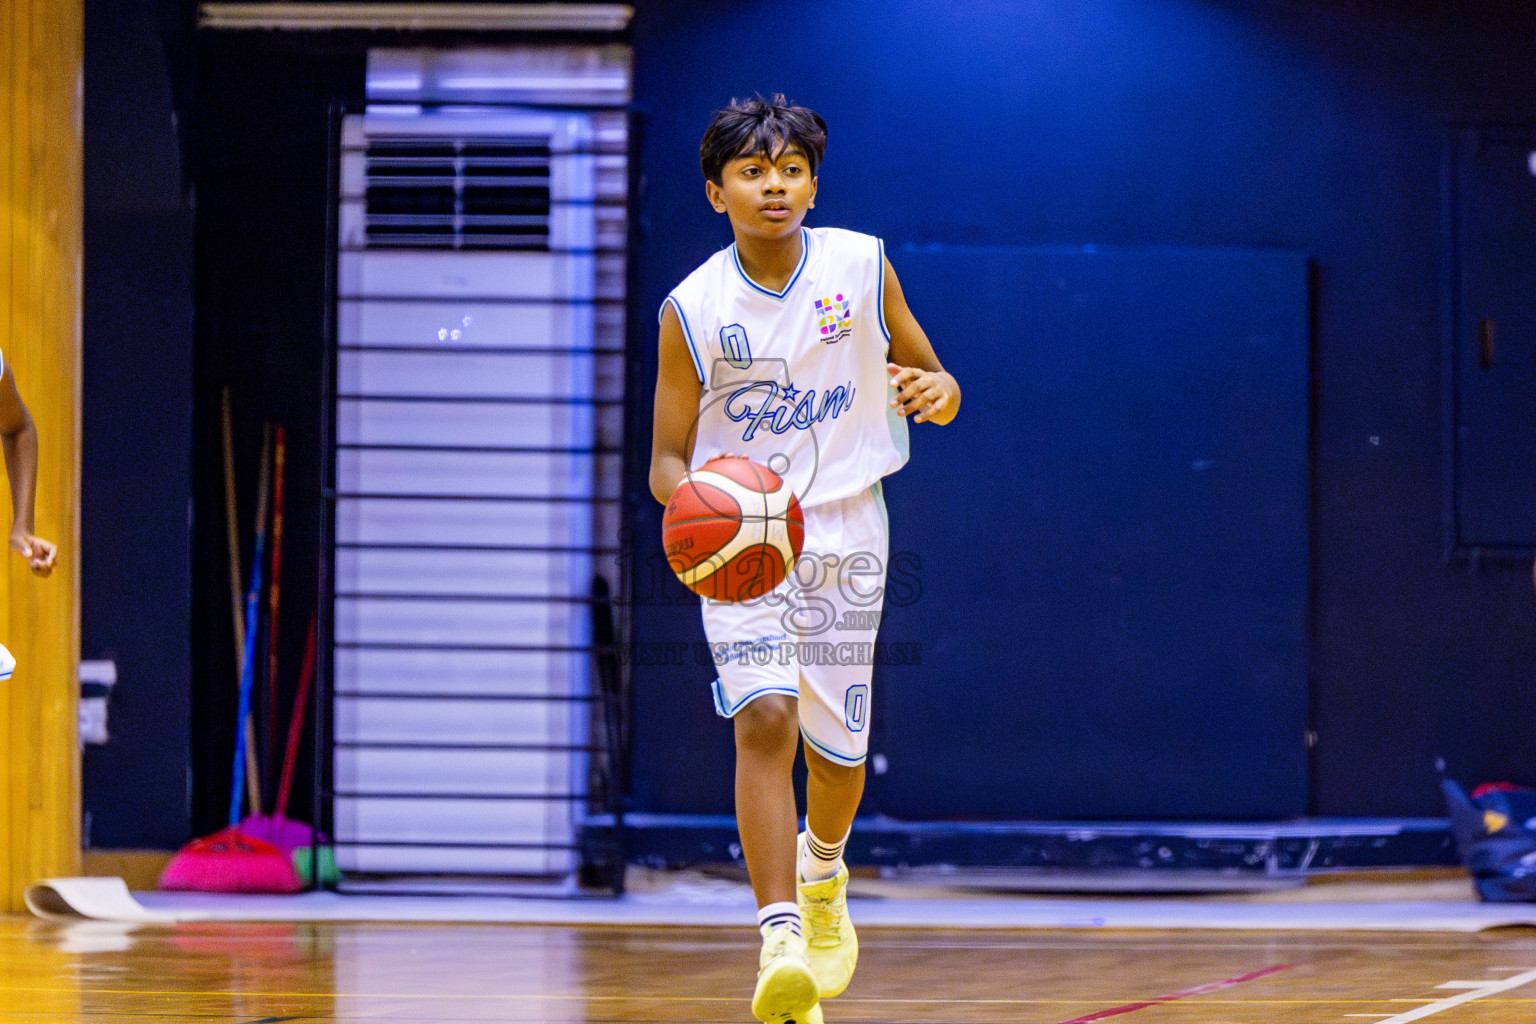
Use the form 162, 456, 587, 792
627, 0, 1536, 818
81, 0, 194, 847
185, 33, 364, 838
79, 0, 1536, 845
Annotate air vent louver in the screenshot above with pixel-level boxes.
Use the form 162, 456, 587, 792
364, 136, 552, 250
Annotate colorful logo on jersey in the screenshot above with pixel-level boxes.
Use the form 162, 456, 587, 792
814, 294, 853, 343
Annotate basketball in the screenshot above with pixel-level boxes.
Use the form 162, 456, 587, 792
662, 456, 804, 601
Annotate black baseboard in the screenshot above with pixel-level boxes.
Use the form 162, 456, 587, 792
583, 814, 1456, 875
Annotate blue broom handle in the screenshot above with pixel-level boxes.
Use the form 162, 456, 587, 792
229, 550, 265, 827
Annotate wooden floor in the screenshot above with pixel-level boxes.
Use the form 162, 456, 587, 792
6, 916, 1536, 1023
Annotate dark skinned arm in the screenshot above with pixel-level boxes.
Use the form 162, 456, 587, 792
649, 302, 705, 504
0, 363, 55, 576
882, 255, 960, 425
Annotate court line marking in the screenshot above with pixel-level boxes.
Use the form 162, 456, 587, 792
1054, 964, 1294, 1023
1365, 966, 1536, 1023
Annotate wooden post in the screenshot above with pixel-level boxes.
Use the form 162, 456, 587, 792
0, 0, 83, 913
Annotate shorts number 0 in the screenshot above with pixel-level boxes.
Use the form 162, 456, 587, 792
844, 684, 868, 732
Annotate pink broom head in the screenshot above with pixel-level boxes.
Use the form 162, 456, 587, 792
159, 826, 302, 894
239, 813, 327, 856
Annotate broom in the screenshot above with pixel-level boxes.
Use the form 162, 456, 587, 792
241, 431, 326, 857
244, 611, 316, 854
161, 423, 298, 894
239, 430, 333, 882
244, 614, 336, 886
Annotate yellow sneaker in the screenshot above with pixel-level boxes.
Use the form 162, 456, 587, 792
796, 833, 858, 998
751, 923, 820, 1024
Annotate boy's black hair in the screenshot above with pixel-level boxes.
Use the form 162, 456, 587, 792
699, 94, 827, 185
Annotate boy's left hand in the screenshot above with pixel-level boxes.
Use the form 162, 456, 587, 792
888, 363, 957, 424
11, 531, 56, 577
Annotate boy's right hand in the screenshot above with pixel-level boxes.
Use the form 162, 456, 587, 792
11, 532, 56, 577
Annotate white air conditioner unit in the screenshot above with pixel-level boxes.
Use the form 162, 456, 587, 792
333, 108, 598, 877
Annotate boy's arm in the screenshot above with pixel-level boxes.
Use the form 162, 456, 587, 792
0, 364, 55, 576
882, 255, 960, 426
649, 303, 704, 504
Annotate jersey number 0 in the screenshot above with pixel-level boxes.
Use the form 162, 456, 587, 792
720, 323, 751, 369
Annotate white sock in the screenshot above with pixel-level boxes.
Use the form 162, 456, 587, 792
800, 826, 848, 883
757, 901, 801, 937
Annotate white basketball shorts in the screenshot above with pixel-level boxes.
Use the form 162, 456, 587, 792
701, 482, 889, 766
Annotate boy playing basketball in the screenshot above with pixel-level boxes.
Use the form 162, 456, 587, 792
650, 96, 960, 1024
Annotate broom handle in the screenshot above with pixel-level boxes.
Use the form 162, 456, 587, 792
233, 426, 271, 821
224, 392, 262, 816
275, 614, 316, 818
221, 390, 243, 663
264, 426, 286, 801
229, 556, 264, 827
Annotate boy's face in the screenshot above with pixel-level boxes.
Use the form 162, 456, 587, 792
705, 145, 818, 241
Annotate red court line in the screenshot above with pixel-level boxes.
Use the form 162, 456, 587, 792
1057, 963, 1295, 1023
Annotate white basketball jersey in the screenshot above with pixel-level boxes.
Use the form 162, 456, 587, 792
662, 227, 909, 508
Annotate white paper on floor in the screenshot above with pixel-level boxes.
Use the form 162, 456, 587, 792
25, 877, 201, 923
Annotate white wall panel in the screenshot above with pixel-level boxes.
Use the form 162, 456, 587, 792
336, 843, 575, 875
337, 748, 577, 794
339, 250, 596, 300
336, 798, 576, 843
337, 450, 596, 499
334, 97, 619, 885
336, 497, 593, 547
335, 648, 584, 698
338, 300, 595, 349
338, 350, 596, 399
337, 548, 589, 597
334, 597, 585, 648
336, 398, 594, 449
335, 697, 578, 746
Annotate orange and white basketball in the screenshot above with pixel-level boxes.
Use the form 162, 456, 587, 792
662, 456, 804, 602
